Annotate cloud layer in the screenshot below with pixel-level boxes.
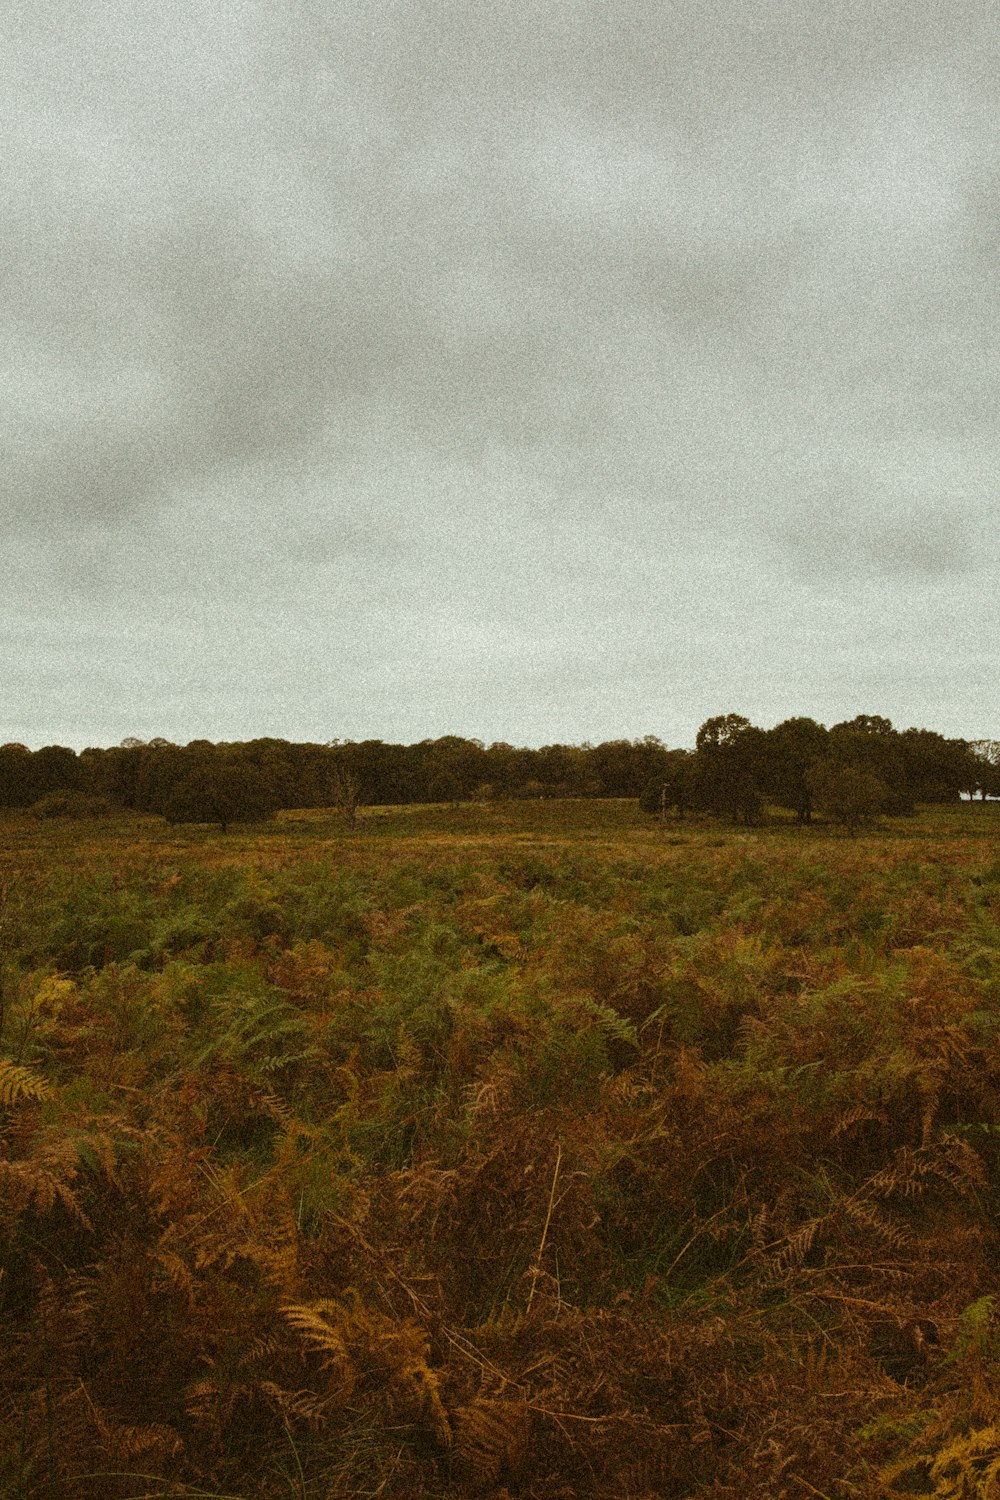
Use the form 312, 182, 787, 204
3, 0, 998, 747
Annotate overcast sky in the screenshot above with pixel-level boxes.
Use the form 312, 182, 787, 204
3, 0, 998, 750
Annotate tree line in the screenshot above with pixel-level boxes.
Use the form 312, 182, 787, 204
640, 715, 1000, 832
0, 717, 997, 829
0, 734, 672, 827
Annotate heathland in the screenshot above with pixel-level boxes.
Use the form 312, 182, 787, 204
2, 798, 1000, 1498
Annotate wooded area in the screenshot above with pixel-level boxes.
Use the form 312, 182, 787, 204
2, 715, 997, 830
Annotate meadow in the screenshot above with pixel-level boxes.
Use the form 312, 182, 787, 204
1, 799, 999, 1499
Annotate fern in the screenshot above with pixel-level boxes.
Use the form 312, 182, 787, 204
0, 1058, 51, 1107
880, 1424, 1000, 1497
839, 1194, 911, 1250
281, 1300, 356, 1401
574, 994, 640, 1049
929, 1425, 1000, 1495
770, 1215, 825, 1276
943, 1296, 998, 1366
0, 1158, 87, 1225
451, 1398, 531, 1490
194, 991, 318, 1081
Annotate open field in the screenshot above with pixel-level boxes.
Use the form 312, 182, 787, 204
2, 800, 1000, 1498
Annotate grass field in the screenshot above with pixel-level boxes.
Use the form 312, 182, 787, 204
2, 800, 999, 1498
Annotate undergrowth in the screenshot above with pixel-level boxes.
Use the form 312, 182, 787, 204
1, 802, 999, 1497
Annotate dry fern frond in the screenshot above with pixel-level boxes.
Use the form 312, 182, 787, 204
880, 1422, 1000, 1497
867, 1137, 988, 1202
151, 1247, 196, 1305
282, 1299, 451, 1440
929, 1422, 1000, 1493
0, 1158, 88, 1225
451, 1398, 531, 1493
771, 1216, 825, 1276
829, 1103, 888, 1137
257, 1380, 336, 1429
840, 1195, 911, 1250
0, 1057, 51, 1106
99, 1416, 184, 1464
927, 1134, 989, 1197
281, 1299, 356, 1401
283, 1298, 350, 1359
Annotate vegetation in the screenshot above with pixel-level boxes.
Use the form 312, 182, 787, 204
2, 713, 995, 831
2, 795, 1000, 1497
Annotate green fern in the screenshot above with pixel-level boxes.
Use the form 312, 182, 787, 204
194, 991, 318, 1081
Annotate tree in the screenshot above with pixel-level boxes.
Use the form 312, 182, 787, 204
807, 761, 887, 834
427, 770, 461, 805
694, 715, 766, 824
639, 749, 697, 820
534, 743, 590, 796
32, 790, 113, 819
589, 738, 671, 798
162, 762, 277, 832
0, 743, 31, 808
828, 718, 912, 814
763, 717, 829, 823
419, 737, 487, 801
898, 729, 970, 804
966, 741, 1000, 801
27, 746, 81, 801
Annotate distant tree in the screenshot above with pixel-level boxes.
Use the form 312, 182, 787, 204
828, 718, 912, 814
419, 737, 487, 801
162, 762, 277, 832
832, 714, 895, 737
898, 728, 970, 804
589, 738, 671, 798
763, 717, 829, 823
516, 779, 548, 800
427, 770, 462, 805
483, 742, 522, 798
239, 739, 296, 808
807, 761, 887, 834
0, 743, 32, 807
27, 746, 81, 802
639, 776, 665, 818
694, 715, 766, 824
32, 790, 113, 819
132, 742, 188, 814
534, 743, 590, 796
966, 740, 1000, 801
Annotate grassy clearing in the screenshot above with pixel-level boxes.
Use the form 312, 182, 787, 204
1, 800, 999, 1498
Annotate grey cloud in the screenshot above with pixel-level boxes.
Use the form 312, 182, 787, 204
3, 0, 1000, 747
771, 502, 978, 580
